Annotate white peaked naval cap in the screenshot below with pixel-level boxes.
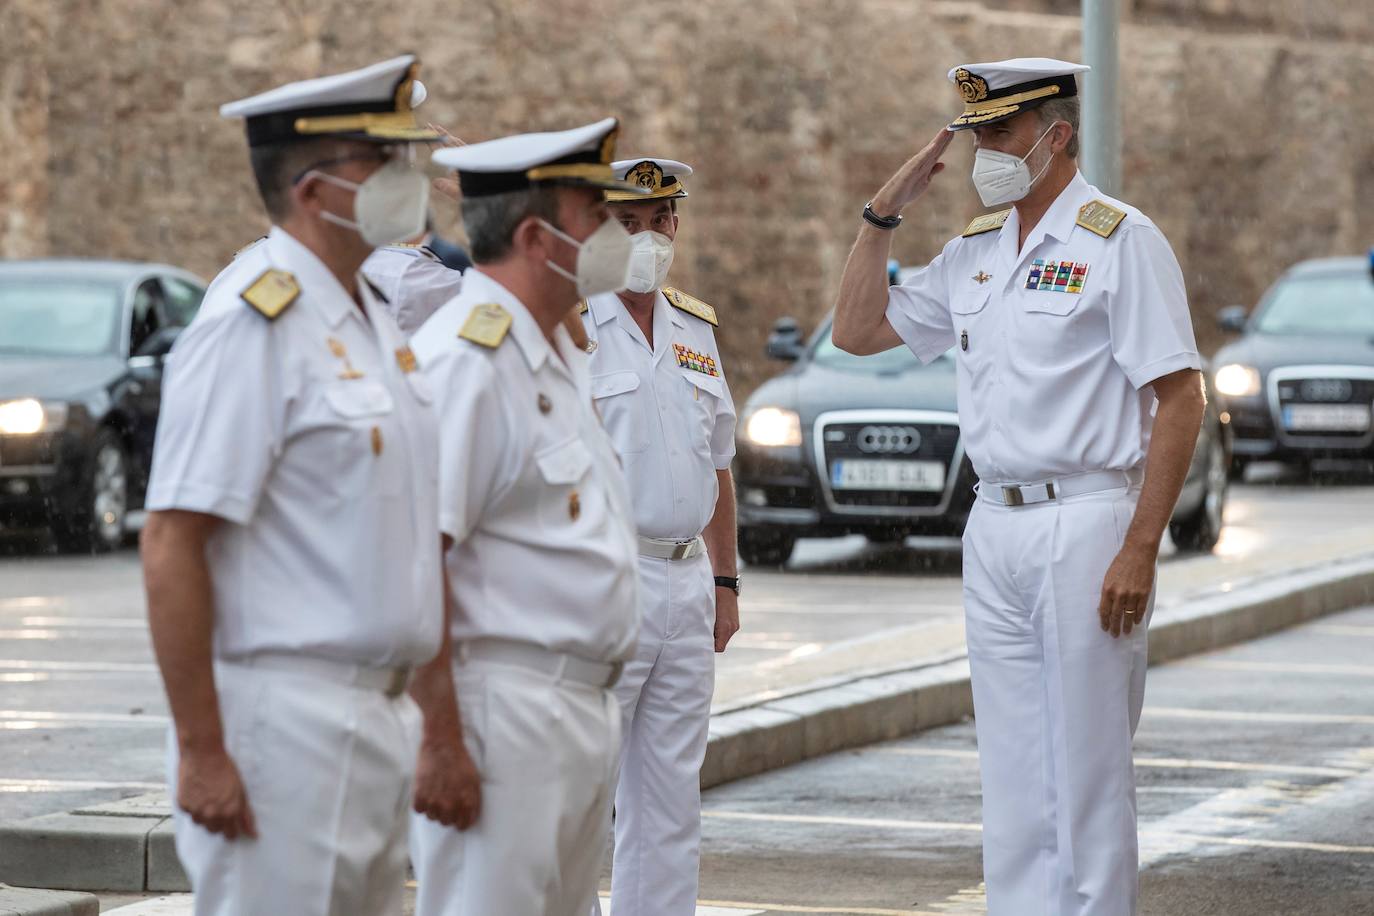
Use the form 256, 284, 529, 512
945, 57, 1091, 130
432, 118, 648, 198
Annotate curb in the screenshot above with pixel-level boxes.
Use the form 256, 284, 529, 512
0, 885, 98, 916
2, 552, 1372, 893
701, 551, 1374, 789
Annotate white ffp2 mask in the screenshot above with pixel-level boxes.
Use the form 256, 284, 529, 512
310, 158, 430, 247
539, 218, 634, 297
970, 123, 1057, 208
625, 231, 675, 293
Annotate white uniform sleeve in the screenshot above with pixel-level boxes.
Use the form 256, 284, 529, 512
709, 338, 737, 470
389, 258, 464, 336
432, 354, 515, 543
884, 250, 956, 364
145, 310, 282, 524
1106, 224, 1202, 390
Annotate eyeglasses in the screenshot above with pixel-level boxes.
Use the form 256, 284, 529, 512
291, 145, 402, 186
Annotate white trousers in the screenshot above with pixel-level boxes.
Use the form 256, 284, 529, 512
593, 552, 716, 916
167, 662, 419, 916
411, 658, 621, 916
962, 489, 1152, 916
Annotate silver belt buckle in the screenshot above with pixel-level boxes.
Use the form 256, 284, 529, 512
385, 667, 411, 698
673, 540, 693, 560
1002, 485, 1025, 507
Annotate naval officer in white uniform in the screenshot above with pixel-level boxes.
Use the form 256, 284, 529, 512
832, 58, 1205, 916
141, 55, 470, 916
581, 157, 739, 916
406, 118, 645, 916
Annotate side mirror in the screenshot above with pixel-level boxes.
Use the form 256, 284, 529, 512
766, 317, 805, 362
1216, 306, 1248, 335
133, 326, 182, 361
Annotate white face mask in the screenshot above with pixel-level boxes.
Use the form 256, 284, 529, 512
625, 230, 675, 294
310, 158, 430, 246
538, 217, 634, 297
970, 122, 1058, 208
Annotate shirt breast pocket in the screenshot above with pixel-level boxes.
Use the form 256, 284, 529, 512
592, 370, 650, 455
320, 381, 401, 496
681, 370, 724, 453
534, 437, 598, 533
1021, 292, 1083, 318
951, 288, 991, 318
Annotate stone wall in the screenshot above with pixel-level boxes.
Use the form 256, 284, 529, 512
10, 0, 1374, 393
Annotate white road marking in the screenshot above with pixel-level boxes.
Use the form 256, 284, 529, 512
18, 616, 147, 628
1146, 706, 1374, 726
0, 776, 163, 792
873, 746, 1360, 778
0, 710, 168, 728
105, 896, 766, 915
0, 658, 158, 672
1186, 659, 1374, 677
704, 809, 982, 833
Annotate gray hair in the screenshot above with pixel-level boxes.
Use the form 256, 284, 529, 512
1036, 97, 1080, 159
462, 187, 562, 264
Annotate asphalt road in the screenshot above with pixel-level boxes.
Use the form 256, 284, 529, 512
1, 472, 1373, 833
691, 603, 1374, 916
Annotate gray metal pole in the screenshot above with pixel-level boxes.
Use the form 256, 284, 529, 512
1081, 0, 1121, 195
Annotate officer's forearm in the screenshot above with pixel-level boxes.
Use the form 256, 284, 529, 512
143, 510, 227, 754
410, 541, 465, 749
704, 469, 737, 577
1126, 369, 1207, 553
832, 224, 901, 356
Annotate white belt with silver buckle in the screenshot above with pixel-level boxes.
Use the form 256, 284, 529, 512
456, 638, 623, 688
637, 535, 705, 561
979, 468, 1143, 508
226, 653, 413, 698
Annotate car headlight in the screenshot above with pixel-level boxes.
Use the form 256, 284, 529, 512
1213, 364, 1261, 398
745, 407, 802, 447
0, 399, 69, 435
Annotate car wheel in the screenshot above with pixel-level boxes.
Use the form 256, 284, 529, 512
51, 429, 128, 554
1169, 435, 1227, 553
738, 527, 796, 568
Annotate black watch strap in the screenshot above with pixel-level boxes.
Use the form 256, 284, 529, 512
862, 201, 902, 230
714, 575, 741, 595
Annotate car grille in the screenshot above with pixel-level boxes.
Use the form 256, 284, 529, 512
1270, 367, 1374, 443
814, 411, 962, 514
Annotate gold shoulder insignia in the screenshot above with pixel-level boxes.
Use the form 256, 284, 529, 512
961, 210, 1011, 238
1076, 199, 1127, 239
232, 236, 266, 260
240, 269, 299, 320
663, 287, 718, 327
458, 303, 512, 349
577, 299, 589, 315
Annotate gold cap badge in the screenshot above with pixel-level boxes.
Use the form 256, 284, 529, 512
955, 68, 989, 103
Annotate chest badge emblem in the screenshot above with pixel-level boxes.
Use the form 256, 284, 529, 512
568, 490, 581, 521
537, 393, 552, 415
395, 346, 417, 374
972, 271, 992, 285
1024, 259, 1089, 294
960, 330, 969, 352
327, 337, 365, 379
673, 343, 719, 378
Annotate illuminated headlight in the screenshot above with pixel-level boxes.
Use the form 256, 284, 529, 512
1213, 364, 1261, 398
0, 399, 68, 435
745, 407, 802, 447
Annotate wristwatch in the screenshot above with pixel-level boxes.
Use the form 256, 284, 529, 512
862, 201, 902, 230
714, 575, 741, 596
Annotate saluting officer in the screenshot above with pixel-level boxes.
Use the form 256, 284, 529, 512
141, 55, 469, 916
581, 157, 739, 916
832, 58, 1205, 916
406, 119, 645, 916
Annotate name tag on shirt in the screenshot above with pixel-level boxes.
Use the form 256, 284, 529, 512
1025, 259, 1089, 294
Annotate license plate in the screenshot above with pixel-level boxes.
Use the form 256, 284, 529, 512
830, 458, 946, 492
1283, 404, 1371, 432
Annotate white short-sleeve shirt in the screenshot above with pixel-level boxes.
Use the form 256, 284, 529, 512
886, 171, 1201, 484
581, 290, 737, 540
146, 227, 444, 667
362, 245, 464, 336
409, 269, 640, 664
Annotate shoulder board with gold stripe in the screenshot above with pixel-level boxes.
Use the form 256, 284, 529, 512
663, 287, 717, 327
232, 236, 266, 260
1076, 199, 1127, 239
961, 210, 1011, 238
240, 269, 299, 321
577, 299, 589, 315
458, 303, 512, 349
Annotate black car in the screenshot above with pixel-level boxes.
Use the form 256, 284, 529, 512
0, 260, 206, 551
734, 316, 1231, 566
1212, 256, 1374, 477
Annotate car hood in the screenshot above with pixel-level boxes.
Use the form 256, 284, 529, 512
744, 359, 958, 427
0, 354, 124, 400
1215, 333, 1374, 375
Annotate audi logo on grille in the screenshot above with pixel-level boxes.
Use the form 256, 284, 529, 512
857, 425, 922, 454
1300, 379, 1352, 402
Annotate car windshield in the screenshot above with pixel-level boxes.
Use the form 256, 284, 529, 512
810, 323, 936, 372
0, 278, 122, 356
1254, 272, 1374, 336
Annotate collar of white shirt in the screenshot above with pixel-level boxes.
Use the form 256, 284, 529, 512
264, 226, 375, 330
460, 268, 590, 381
998, 169, 1096, 267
